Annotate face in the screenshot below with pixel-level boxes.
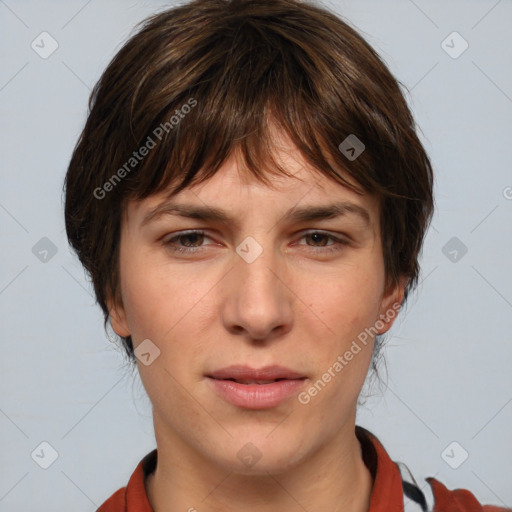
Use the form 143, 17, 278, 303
109, 133, 404, 475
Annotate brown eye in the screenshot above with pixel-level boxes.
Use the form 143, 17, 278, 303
298, 231, 349, 253
162, 230, 211, 254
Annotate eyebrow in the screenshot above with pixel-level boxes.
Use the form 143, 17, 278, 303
141, 200, 371, 228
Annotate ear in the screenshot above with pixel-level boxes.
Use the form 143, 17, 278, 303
376, 276, 407, 335
106, 292, 131, 338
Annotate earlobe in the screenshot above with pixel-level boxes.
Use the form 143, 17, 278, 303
377, 277, 407, 335
107, 296, 131, 337
109, 312, 131, 337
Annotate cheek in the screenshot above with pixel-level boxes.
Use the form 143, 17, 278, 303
119, 254, 218, 353
306, 266, 384, 343
118, 247, 177, 337
121, 262, 211, 403
120, 272, 168, 344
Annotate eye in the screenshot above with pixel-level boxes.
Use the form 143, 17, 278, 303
161, 229, 349, 256
162, 230, 212, 254
296, 231, 349, 253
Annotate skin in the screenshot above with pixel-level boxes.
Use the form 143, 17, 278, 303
109, 130, 405, 512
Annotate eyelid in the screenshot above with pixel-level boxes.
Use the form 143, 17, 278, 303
161, 229, 351, 255
293, 230, 351, 252
298, 229, 350, 242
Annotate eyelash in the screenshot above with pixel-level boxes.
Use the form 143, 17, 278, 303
162, 230, 349, 255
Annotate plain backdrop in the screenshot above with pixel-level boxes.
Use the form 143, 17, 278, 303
1, 0, 511, 510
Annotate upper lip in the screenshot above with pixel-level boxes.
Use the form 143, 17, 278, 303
207, 365, 305, 382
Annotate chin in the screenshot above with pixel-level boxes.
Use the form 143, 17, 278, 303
208, 434, 307, 475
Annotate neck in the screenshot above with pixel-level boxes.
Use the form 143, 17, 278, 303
146, 420, 373, 512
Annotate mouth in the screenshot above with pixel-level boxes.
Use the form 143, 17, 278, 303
205, 365, 307, 409
206, 364, 306, 382
211, 377, 300, 385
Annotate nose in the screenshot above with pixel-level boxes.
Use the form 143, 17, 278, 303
221, 244, 293, 342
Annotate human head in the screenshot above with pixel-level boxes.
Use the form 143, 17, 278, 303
64, 0, 434, 361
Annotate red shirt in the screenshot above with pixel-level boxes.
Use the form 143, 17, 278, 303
97, 427, 510, 512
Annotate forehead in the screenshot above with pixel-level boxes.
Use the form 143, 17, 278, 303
125, 131, 380, 231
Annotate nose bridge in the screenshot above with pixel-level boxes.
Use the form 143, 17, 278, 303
235, 237, 282, 309
237, 243, 278, 297
223, 236, 292, 339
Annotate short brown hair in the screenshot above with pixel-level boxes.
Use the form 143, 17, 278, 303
64, 0, 434, 360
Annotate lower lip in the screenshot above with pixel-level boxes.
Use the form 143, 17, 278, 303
207, 377, 307, 409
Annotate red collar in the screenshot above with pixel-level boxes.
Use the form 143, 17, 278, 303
356, 426, 405, 511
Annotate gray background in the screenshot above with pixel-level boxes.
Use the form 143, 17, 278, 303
1, 0, 511, 510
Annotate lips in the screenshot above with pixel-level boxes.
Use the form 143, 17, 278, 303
206, 365, 307, 409
207, 365, 306, 383
218, 378, 289, 385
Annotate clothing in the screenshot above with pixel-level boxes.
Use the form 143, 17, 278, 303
97, 426, 510, 512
